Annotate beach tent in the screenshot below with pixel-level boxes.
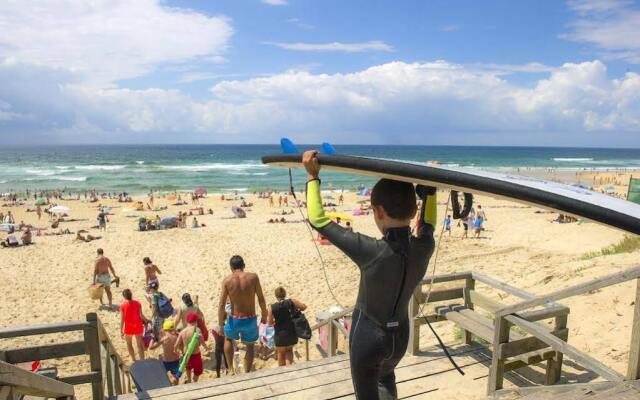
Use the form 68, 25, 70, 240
49, 205, 70, 214
159, 216, 178, 228
195, 188, 207, 196
35, 199, 46, 206
232, 206, 246, 218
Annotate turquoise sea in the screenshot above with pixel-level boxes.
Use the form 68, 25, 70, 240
1, 145, 640, 194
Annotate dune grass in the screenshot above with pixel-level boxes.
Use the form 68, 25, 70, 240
580, 235, 640, 260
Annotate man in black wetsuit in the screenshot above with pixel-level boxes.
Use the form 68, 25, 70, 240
303, 151, 437, 400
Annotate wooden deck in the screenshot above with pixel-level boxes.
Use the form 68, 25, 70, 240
115, 343, 510, 399
495, 380, 640, 399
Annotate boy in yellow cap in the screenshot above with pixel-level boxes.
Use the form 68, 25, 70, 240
149, 319, 181, 385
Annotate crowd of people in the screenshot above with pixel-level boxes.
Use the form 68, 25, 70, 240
91, 247, 307, 385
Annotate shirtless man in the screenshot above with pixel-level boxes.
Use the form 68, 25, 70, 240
143, 257, 161, 287
150, 320, 181, 385
175, 312, 208, 383
218, 255, 267, 374
93, 248, 119, 308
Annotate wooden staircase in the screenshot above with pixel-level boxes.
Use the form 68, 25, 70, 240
115, 343, 494, 399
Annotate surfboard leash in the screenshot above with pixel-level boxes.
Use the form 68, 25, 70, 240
288, 168, 345, 308
417, 191, 465, 376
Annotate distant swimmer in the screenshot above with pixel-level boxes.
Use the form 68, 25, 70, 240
302, 150, 437, 400
218, 255, 268, 374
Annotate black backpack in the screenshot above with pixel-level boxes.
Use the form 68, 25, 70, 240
289, 301, 312, 340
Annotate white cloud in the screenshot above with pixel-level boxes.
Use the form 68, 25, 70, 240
0, 0, 233, 85
262, 0, 288, 5
287, 17, 314, 30
265, 41, 393, 53
439, 24, 460, 32
2, 59, 635, 145
563, 0, 640, 63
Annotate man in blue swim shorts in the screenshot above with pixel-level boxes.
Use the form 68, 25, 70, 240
218, 255, 267, 374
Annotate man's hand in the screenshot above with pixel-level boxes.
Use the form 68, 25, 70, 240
415, 185, 436, 199
302, 150, 321, 180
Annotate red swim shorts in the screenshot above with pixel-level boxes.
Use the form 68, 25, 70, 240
187, 352, 203, 376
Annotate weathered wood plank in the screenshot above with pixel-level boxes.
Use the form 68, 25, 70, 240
498, 265, 640, 317
0, 321, 89, 339
420, 271, 472, 285
84, 313, 103, 400
408, 287, 421, 355
506, 314, 624, 382
1, 340, 87, 364
498, 329, 568, 359
487, 316, 511, 395
435, 306, 495, 343
469, 290, 504, 313
519, 305, 570, 322
421, 287, 464, 304
472, 273, 538, 300
627, 278, 640, 380
0, 360, 74, 398
311, 307, 354, 330
463, 278, 476, 345
58, 372, 101, 386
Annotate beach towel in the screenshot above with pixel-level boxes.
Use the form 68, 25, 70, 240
259, 323, 275, 350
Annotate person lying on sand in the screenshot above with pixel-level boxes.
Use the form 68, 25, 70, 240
1, 235, 20, 248
76, 230, 101, 242
21, 228, 32, 245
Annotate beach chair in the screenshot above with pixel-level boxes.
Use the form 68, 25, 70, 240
128, 359, 172, 391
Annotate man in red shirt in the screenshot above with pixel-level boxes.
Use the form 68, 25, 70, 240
120, 289, 149, 361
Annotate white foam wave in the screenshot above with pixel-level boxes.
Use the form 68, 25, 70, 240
55, 166, 72, 170
136, 161, 145, 165
0, 180, 6, 184
25, 168, 56, 176
23, 176, 87, 182
553, 158, 594, 162
74, 165, 126, 171
160, 163, 266, 172
227, 188, 248, 192
252, 172, 269, 176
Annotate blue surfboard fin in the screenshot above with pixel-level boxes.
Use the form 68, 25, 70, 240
321, 142, 337, 155
280, 138, 299, 154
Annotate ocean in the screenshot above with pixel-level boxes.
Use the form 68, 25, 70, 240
1, 145, 640, 194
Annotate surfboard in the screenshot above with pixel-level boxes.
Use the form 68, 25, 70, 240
261, 153, 640, 235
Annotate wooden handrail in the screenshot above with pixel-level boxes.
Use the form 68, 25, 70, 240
310, 306, 354, 330
420, 271, 471, 285
0, 359, 75, 398
304, 306, 354, 361
505, 314, 624, 382
0, 320, 90, 339
497, 265, 640, 317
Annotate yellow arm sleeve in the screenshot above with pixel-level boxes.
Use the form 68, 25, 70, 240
424, 192, 437, 228
306, 179, 331, 228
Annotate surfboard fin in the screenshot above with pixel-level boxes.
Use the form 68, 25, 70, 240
280, 138, 299, 154
321, 142, 337, 155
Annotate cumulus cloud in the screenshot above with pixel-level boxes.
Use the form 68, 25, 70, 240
262, 0, 288, 5
563, 0, 640, 63
3, 59, 635, 144
265, 41, 393, 53
0, 0, 232, 85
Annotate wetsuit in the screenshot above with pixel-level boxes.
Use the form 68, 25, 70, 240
307, 179, 436, 400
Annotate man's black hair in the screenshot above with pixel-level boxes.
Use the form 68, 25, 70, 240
371, 179, 417, 220
97, 248, 104, 255
122, 289, 132, 301
230, 255, 245, 270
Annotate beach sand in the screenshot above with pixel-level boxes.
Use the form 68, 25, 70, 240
0, 171, 639, 398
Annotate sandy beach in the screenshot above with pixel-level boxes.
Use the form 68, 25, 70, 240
1, 170, 639, 398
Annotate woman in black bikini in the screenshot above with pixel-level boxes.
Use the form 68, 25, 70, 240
268, 286, 307, 366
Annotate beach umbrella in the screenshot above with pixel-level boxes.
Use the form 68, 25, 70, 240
327, 212, 353, 222
35, 199, 46, 206
49, 205, 70, 214
195, 188, 207, 196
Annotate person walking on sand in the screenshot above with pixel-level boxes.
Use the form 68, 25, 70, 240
93, 248, 119, 308
143, 257, 162, 287
97, 209, 107, 232
175, 312, 208, 383
218, 255, 268, 374
120, 289, 148, 361
268, 286, 306, 366
36, 205, 42, 220
302, 150, 437, 400
149, 320, 181, 385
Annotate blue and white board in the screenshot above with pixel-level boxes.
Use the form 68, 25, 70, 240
262, 153, 640, 234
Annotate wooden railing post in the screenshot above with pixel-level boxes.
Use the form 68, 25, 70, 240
84, 313, 103, 400
546, 314, 567, 385
305, 340, 310, 362
408, 286, 421, 355
463, 277, 475, 344
328, 320, 337, 357
487, 316, 510, 395
627, 278, 640, 380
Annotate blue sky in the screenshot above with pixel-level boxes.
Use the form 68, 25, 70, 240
0, 0, 639, 146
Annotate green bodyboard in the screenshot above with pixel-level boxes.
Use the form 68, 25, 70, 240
628, 178, 640, 205
178, 331, 201, 375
